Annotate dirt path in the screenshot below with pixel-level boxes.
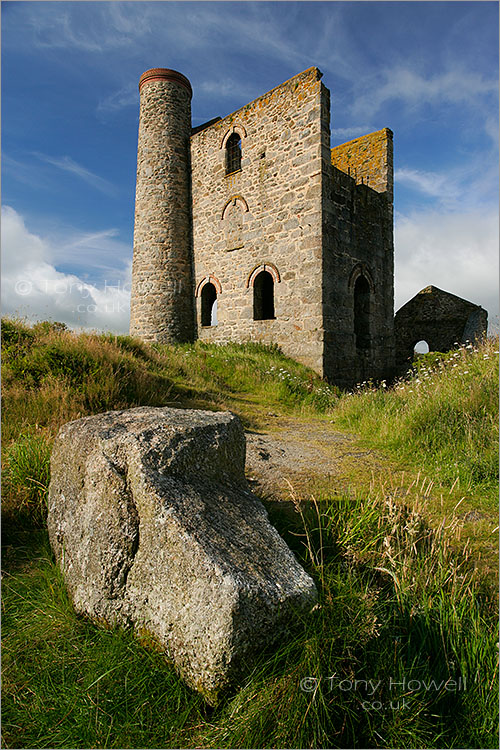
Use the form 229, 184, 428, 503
244, 415, 389, 501
244, 414, 498, 587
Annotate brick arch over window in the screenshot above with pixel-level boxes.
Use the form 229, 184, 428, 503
221, 195, 249, 220
195, 275, 222, 297
246, 263, 281, 288
348, 263, 375, 293
220, 124, 247, 151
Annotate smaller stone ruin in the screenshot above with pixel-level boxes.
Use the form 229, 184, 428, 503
394, 285, 488, 370
47, 407, 317, 703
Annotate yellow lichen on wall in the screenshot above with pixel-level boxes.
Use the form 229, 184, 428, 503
209, 67, 322, 132
331, 128, 393, 196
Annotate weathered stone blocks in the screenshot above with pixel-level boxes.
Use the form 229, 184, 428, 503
130, 70, 195, 344
394, 286, 488, 371
130, 65, 397, 386
47, 407, 317, 703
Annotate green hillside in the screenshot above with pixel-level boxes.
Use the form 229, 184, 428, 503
2, 318, 498, 749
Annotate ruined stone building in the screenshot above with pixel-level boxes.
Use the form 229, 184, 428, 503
394, 286, 488, 370
129, 67, 486, 386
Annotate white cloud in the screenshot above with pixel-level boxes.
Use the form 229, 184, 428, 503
33, 153, 117, 196
331, 126, 376, 143
198, 78, 256, 101
353, 65, 497, 120
394, 208, 499, 327
25, 3, 153, 53
483, 115, 499, 148
1, 206, 130, 333
50, 226, 133, 283
97, 83, 138, 115
395, 167, 467, 211
395, 168, 452, 200
395, 155, 499, 214
2, 153, 50, 191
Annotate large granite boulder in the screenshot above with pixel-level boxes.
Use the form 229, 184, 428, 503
47, 407, 317, 702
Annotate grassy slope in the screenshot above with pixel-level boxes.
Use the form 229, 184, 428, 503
1, 318, 337, 521
330, 337, 499, 584
334, 339, 499, 506
2, 318, 498, 749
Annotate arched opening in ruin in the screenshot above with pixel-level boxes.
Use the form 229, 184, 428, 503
354, 275, 370, 350
414, 340, 430, 355
225, 133, 242, 175
201, 283, 218, 326
253, 271, 275, 320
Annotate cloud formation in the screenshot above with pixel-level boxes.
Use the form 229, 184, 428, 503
1, 206, 131, 333
352, 65, 497, 120
34, 153, 117, 196
394, 208, 499, 328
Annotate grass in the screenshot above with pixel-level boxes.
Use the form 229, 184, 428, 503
2, 431, 52, 525
1, 317, 498, 748
1, 318, 337, 427
1, 317, 339, 523
329, 336, 499, 586
2, 482, 498, 748
333, 336, 499, 510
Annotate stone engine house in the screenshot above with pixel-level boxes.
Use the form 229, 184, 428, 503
130, 66, 396, 386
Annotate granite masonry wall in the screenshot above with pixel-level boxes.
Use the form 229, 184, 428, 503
324, 129, 395, 385
330, 128, 394, 196
130, 66, 396, 385
130, 70, 195, 343
190, 67, 327, 373
394, 286, 488, 371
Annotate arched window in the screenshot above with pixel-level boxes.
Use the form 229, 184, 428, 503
354, 275, 370, 350
253, 271, 275, 320
201, 283, 218, 326
226, 133, 242, 175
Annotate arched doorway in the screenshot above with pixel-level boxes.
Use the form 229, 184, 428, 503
253, 271, 275, 320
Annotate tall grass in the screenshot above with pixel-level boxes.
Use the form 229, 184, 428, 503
2, 319, 498, 747
2, 431, 51, 524
334, 337, 499, 505
1, 318, 338, 433
2, 480, 498, 749
1, 318, 338, 524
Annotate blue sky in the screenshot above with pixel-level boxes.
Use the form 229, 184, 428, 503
2, 0, 498, 333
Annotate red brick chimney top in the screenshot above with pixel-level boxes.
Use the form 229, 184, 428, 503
139, 68, 192, 97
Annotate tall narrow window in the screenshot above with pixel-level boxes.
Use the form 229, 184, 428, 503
354, 275, 370, 350
253, 271, 275, 320
201, 283, 218, 326
226, 133, 242, 175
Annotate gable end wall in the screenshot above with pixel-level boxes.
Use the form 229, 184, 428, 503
190, 68, 326, 374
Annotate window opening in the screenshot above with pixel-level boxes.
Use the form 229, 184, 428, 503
226, 133, 242, 175
354, 275, 370, 350
253, 271, 275, 320
414, 340, 429, 355
201, 283, 218, 326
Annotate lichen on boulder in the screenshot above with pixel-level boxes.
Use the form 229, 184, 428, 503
47, 406, 317, 702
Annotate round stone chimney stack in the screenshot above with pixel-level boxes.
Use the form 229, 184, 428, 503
130, 68, 195, 343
